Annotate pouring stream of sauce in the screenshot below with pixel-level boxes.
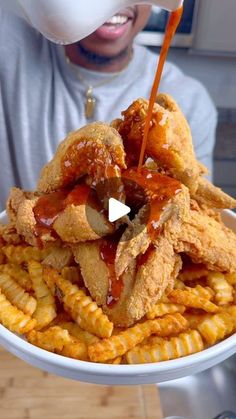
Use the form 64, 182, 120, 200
102, 7, 183, 304
34, 7, 183, 306
138, 6, 183, 171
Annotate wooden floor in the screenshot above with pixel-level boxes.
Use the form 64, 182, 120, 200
0, 346, 163, 419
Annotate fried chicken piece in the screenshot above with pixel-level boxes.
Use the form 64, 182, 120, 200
73, 242, 137, 327
114, 94, 236, 209
73, 240, 181, 327
6, 187, 38, 222
53, 203, 113, 243
175, 206, 236, 273
72, 171, 190, 326
14, 198, 39, 246
42, 246, 74, 270
37, 122, 126, 193
6, 188, 42, 246
7, 188, 114, 246
127, 239, 182, 323
193, 177, 236, 209
0, 222, 22, 245
114, 94, 203, 192
115, 183, 190, 277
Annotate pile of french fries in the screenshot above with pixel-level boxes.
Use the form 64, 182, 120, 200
0, 232, 235, 364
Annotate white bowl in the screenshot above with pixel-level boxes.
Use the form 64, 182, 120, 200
0, 210, 235, 385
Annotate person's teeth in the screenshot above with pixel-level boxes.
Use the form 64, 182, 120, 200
106, 15, 129, 25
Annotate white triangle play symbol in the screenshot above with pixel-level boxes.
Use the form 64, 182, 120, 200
108, 198, 131, 223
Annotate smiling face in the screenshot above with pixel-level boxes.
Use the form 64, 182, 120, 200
78, 6, 152, 59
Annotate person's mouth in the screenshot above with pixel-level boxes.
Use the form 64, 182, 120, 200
94, 8, 136, 41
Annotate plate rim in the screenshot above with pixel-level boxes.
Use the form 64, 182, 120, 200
0, 323, 236, 376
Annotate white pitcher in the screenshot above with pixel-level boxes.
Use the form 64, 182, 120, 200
0, 0, 183, 44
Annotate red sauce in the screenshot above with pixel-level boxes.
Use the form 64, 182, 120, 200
33, 184, 91, 237
64, 184, 91, 207
100, 239, 124, 307
123, 168, 181, 238
138, 6, 183, 171
61, 138, 123, 188
137, 244, 156, 268
0, 236, 6, 248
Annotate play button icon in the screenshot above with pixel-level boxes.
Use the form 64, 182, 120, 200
108, 198, 131, 223
85, 176, 150, 241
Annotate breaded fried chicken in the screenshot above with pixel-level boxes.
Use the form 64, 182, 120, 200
175, 205, 236, 273
113, 94, 236, 209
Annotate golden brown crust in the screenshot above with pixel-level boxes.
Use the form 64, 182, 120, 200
6, 187, 37, 222
53, 204, 114, 243
73, 242, 109, 306
116, 94, 202, 192
193, 177, 236, 209
73, 238, 181, 327
6, 191, 114, 246
115, 184, 190, 277
37, 122, 126, 193
42, 246, 74, 270
175, 208, 236, 273
115, 95, 235, 210
0, 223, 22, 245
15, 198, 38, 247
128, 239, 181, 322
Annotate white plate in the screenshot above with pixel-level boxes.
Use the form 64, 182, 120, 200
0, 210, 236, 385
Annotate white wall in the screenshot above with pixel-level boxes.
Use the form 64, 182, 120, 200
166, 49, 236, 109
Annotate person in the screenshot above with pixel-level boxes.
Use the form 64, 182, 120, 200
0, 5, 217, 210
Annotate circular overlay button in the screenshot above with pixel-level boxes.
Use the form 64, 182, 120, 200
85, 176, 150, 241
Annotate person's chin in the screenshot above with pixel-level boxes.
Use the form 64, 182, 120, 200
82, 35, 131, 59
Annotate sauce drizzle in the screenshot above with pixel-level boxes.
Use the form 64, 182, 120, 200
33, 184, 91, 237
100, 240, 124, 307
138, 6, 183, 171
123, 168, 181, 238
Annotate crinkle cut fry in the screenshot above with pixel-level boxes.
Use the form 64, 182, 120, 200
60, 341, 88, 360
225, 305, 236, 330
57, 321, 99, 345
0, 289, 36, 333
43, 266, 113, 339
225, 273, 236, 285
168, 289, 219, 313
207, 272, 233, 305
2, 245, 51, 264
174, 279, 214, 300
146, 303, 186, 320
185, 285, 214, 300
88, 313, 188, 363
0, 273, 36, 315
183, 313, 206, 329
196, 312, 234, 345
174, 279, 215, 300
28, 261, 57, 330
27, 326, 88, 360
178, 266, 208, 282
0, 263, 32, 291
27, 326, 71, 352
126, 330, 204, 364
